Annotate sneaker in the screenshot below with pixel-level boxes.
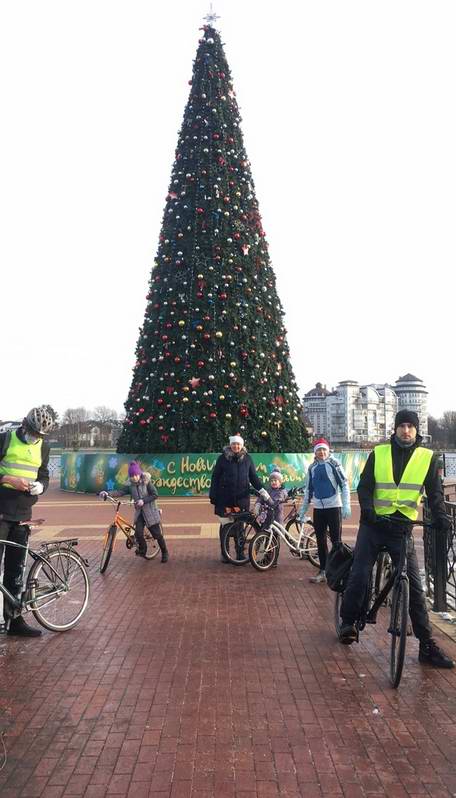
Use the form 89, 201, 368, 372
8, 616, 42, 637
309, 570, 326, 584
161, 551, 169, 563
338, 623, 357, 645
419, 639, 455, 669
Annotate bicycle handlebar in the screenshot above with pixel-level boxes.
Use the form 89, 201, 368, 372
98, 492, 131, 506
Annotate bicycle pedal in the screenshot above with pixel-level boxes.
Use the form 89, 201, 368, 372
366, 617, 377, 625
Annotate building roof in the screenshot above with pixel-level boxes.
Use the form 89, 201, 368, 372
305, 382, 331, 397
396, 373, 422, 383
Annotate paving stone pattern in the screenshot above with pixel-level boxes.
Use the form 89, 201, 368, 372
0, 512, 456, 796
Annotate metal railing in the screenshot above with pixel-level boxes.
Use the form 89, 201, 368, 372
423, 498, 456, 612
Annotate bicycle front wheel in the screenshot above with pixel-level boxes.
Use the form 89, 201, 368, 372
222, 521, 257, 565
389, 578, 409, 688
27, 549, 90, 632
100, 524, 117, 573
249, 531, 279, 571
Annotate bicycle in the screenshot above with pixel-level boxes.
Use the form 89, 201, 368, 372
0, 519, 90, 633
246, 489, 317, 572
99, 493, 160, 573
334, 519, 430, 688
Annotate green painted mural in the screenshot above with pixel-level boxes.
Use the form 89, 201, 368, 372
61, 451, 370, 496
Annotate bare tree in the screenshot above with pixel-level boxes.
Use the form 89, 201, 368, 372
93, 406, 118, 424
442, 411, 456, 447
62, 407, 91, 425
60, 407, 91, 449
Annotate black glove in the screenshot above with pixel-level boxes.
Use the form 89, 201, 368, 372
287, 488, 297, 499
436, 515, 453, 534
360, 508, 377, 526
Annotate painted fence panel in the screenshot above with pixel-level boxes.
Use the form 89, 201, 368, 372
61, 451, 370, 495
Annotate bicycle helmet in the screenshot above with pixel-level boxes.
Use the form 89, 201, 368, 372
24, 405, 55, 436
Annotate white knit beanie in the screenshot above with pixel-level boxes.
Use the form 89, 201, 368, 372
229, 435, 244, 446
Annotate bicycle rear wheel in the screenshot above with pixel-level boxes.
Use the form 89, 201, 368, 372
304, 527, 319, 568
334, 591, 344, 636
373, 551, 393, 605
249, 531, 279, 571
222, 521, 257, 565
100, 524, 117, 573
389, 578, 409, 688
286, 520, 319, 567
27, 549, 90, 632
143, 527, 161, 560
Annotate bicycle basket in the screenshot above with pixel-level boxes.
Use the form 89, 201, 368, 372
325, 542, 354, 593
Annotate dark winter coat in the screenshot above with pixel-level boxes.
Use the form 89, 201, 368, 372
0, 428, 50, 521
209, 446, 263, 516
357, 433, 447, 524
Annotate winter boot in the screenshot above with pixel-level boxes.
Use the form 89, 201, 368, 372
419, 639, 455, 668
8, 616, 42, 637
156, 533, 169, 563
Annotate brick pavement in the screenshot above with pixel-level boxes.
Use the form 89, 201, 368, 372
0, 488, 456, 797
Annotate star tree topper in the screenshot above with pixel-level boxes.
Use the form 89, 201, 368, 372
204, 3, 220, 25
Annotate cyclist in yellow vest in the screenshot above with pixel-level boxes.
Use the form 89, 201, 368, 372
0, 406, 55, 637
338, 410, 454, 668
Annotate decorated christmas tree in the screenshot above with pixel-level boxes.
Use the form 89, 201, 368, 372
117, 17, 308, 454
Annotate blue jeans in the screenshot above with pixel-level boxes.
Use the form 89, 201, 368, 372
341, 521, 432, 641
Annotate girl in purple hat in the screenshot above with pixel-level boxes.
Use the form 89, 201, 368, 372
126, 461, 169, 562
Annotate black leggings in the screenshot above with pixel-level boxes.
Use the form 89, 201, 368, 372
135, 516, 166, 556
313, 507, 342, 570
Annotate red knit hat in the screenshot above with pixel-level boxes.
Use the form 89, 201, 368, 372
313, 437, 330, 454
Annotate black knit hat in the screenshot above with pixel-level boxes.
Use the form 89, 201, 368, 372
394, 409, 419, 432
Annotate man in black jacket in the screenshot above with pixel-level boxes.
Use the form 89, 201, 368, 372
0, 406, 54, 637
338, 410, 454, 668
209, 435, 269, 562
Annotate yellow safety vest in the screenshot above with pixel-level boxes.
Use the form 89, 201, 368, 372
0, 430, 43, 489
373, 443, 433, 521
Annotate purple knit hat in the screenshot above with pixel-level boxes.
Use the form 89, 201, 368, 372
128, 461, 142, 478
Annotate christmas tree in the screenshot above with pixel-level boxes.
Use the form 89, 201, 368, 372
117, 19, 308, 454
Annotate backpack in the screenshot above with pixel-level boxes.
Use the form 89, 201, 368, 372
325, 541, 354, 592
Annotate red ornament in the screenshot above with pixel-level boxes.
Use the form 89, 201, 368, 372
196, 207, 204, 214
197, 360, 205, 368
240, 405, 249, 417
161, 434, 169, 443
174, 356, 181, 364
209, 412, 217, 419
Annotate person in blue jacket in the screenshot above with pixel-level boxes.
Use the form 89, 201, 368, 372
298, 438, 351, 583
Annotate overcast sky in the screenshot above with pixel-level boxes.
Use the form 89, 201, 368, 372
1, 0, 454, 422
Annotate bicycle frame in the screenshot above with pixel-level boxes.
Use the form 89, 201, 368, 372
258, 515, 312, 556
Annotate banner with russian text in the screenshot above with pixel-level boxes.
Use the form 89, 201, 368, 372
61, 451, 370, 495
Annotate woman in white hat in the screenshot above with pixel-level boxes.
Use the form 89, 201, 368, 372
209, 434, 269, 562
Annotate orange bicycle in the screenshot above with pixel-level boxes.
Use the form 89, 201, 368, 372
99, 493, 160, 573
